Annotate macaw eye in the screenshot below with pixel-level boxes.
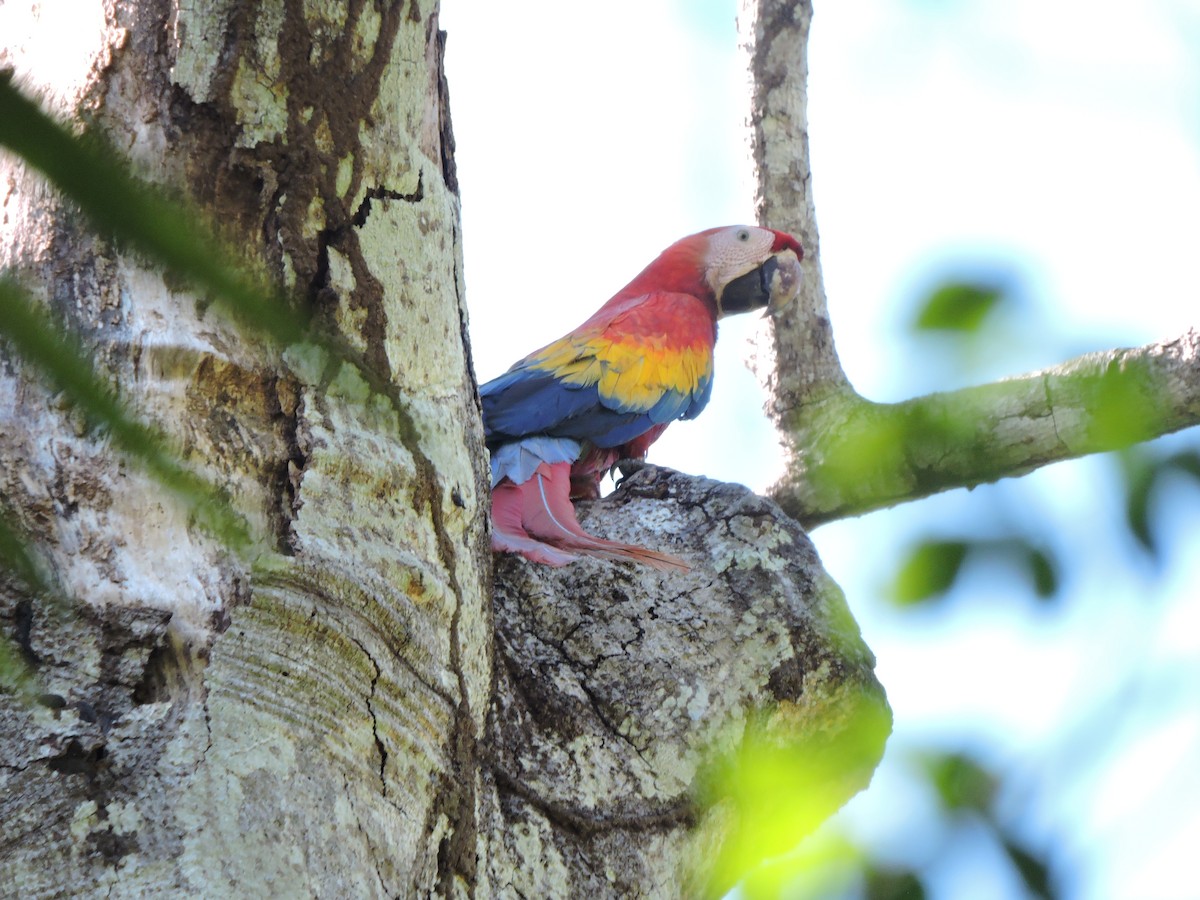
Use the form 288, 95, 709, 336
736, 228, 750, 241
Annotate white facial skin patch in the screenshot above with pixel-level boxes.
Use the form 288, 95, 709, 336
703, 226, 780, 296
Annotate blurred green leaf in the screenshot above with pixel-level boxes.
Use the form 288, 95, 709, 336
1025, 546, 1058, 600
699, 696, 892, 899
891, 540, 968, 606
892, 536, 1061, 608
1168, 449, 1200, 480
0, 512, 62, 700
864, 867, 927, 900
913, 281, 1004, 333
0, 509, 48, 597
1002, 838, 1055, 899
923, 752, 995, 814
1088, 360, 1161, 450
0, 639, 34, 697
811, 407, 910, 505
1118, 447, 1200, 562
805, 393, 1007, 525
1120, 448, 1158, 555
739, 831, 863, 900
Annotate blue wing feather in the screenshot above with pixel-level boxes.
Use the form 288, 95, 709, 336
481, 364, 698, 449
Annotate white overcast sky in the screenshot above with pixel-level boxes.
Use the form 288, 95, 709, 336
441, 2, 1200, 897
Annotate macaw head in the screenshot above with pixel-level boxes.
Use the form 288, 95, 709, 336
702, 225, 804, 319
604, 224, 804, 322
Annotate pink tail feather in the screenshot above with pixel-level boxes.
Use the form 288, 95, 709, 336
490, 462, 689, 572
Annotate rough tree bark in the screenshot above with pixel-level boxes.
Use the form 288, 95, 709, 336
483, 471, 886, 897
1, 0, 493, 895
1, 1, 887, 898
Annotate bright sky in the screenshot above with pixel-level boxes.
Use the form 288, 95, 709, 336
441, 1, 1200, 897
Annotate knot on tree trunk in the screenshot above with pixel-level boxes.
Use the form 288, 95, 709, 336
485, 466, 890, 896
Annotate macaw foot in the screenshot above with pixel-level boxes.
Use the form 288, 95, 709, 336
610, 457, 649, 486
491, 464, 690, 572
610, 457, 681, 491
490, 481, 581, 566
490, 528, 581, 567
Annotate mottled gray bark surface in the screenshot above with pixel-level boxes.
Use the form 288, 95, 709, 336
484, 467, 885, 897
741, 0, 850, 411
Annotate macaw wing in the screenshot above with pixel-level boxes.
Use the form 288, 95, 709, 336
480, 292, 715, 449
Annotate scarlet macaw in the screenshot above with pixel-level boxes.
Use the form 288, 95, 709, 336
481, 225, 803, 569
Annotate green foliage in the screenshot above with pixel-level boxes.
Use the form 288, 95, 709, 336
922, 752, 995, 813
805, 397, 981, 518
890, 536, 1059, 607
764, 746, 1060, 900
1120, 446, 1200, 560
1003, 839, 1054, 900
695, 695, 892, 899
0, 504, 49, 597
913, 281, 1006, 333
891, 540, 969, 605
862, 867, 926, 900
1086, 359, 1163, 450
922, 751, 1055, 899
0, 76, 276, 699
0, 635, 32, 701
0, 509, 73, 701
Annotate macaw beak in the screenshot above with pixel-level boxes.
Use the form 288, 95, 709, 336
716, 249, 804, 319
764, 249, 803, 317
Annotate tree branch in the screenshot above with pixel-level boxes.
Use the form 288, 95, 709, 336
742, 0, 1200, 528
740, 0, 851, 416
773, 330, 1200, 527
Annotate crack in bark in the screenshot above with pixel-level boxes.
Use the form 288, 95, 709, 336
575, 675, 654, 764
273, 372, 307, 556
341, 771, 391, 898
350, 173, 426, 228
1043, 371, 1065, 450
489, 762, 694, 839
431, 536, 479, 894
348, 633, 388, 796
350, 635, 388, 796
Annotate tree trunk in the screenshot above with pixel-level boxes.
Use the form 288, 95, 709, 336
1, 0, 493, 895
1, 1, 887, 896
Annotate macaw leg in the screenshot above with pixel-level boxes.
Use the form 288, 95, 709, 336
521, 462, 690, 572
569, 446, 618, 500
490, 480, 580, 567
